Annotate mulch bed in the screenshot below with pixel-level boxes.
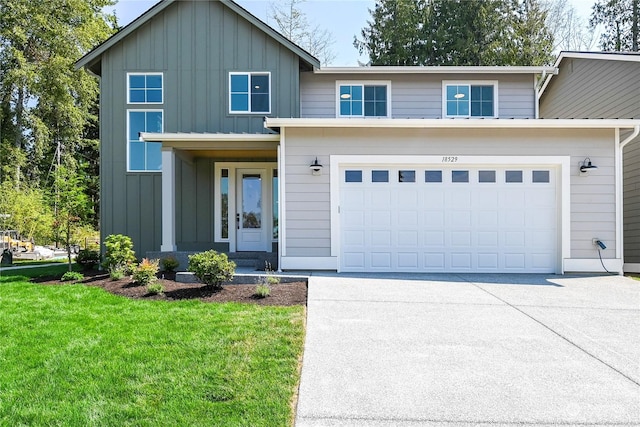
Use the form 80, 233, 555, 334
33, 270, 307, 306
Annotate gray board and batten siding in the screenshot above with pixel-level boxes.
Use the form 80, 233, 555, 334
300, 72, 537, 119
96, 0, 304, 256
540, 56, 640, 263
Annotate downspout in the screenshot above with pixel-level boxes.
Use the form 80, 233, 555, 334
617, 125, 640, 273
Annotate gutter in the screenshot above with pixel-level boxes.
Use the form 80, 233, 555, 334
619, 125, 640, 149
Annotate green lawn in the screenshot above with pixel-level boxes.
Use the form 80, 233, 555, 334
0, 269, 305, 426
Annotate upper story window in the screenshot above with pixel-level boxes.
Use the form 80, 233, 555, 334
128, 110, 163, 172
443, 81, 497, 118
337, 81, 390, 118
229, 72, 271, 114
128, 73, 163, 104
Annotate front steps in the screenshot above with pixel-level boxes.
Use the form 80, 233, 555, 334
146, 250, 278, 272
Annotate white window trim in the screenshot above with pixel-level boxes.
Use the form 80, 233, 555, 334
126, 109, 164, 173
127, 72, 164, 104
442, 80, 499, 118
228, 72, 272, 114
335, 80, 392, 118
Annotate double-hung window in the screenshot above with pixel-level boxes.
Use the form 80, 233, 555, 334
338, 81, 390, 117
229, 72, 271, 114
128, 110, 163, 172
443, 81, 497, 118
128, 73, 163, 104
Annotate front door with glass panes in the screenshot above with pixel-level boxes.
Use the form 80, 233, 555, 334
236, 169, 268, 251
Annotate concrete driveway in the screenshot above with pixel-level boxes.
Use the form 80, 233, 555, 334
295, 274, 640, 426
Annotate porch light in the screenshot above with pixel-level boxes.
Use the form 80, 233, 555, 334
579, 157, 598, 174
310, 157, 323, 176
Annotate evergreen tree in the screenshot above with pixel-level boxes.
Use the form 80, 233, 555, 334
590, 0, 639, 51
355, 0, 554, 66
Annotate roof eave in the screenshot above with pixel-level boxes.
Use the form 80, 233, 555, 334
264, 117, 640, 130
314, 66, 558, 75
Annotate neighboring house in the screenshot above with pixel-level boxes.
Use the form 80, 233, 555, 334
539, 51, 640, 273
77, 0, 640, 274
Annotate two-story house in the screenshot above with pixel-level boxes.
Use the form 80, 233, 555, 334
77, 0, 640, 274
539, 51, 640, 273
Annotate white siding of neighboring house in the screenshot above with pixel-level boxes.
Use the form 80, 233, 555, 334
282, 127, 616, 263
300, 73, 536, 119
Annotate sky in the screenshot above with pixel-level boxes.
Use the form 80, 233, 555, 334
109, 0, 597, 66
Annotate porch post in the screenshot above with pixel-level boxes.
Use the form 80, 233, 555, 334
161, 147, 177, 251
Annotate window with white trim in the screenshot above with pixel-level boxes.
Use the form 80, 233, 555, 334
443, 81, 497, 118
338, 82, 390, 117
229, 72, 271, 113
128, 73, 163, 104
127, 110, 163, 172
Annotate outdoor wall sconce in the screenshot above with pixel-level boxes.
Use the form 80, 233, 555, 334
579, 157, 598, 175
310, 157, 323, 176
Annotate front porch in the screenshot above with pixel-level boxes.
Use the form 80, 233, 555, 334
140, 132, 281, 267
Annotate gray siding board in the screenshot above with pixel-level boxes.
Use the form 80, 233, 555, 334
99, 0, 300, 255
300, 72, 535, 119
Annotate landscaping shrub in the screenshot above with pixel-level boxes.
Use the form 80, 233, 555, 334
103, 234, 136, 273
132, 258, 159, 286
61, 271, 84, 283
109, 265, 126, 281
75, 249, 100, 270
147, 282, 164, 295
160, 256, 179, 272
254, 284, 271, 298
188, 250, 236, 289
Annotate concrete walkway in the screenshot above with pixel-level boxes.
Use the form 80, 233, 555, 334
295, 273, 640, 426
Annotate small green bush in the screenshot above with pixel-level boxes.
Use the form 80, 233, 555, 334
61, 271, 84, 283
147, 283, 164, 295
75, 249, 100, 270
188, 250, 236, 289
109, 265, 126, 281
161, 256, 179, 272
132, 258, 159, 286
103, 234, 136, 273
254, 284, 271, 298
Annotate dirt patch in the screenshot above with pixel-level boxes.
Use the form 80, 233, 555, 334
34, 270, 307, 306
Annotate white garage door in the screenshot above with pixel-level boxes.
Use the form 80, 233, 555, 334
340, 165, 557, 273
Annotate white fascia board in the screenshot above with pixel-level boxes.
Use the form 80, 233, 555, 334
265, 118, 640, 130
315, 66, 558, 74
139, 132, 280, 142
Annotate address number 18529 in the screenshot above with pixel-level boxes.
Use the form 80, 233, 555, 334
441, 156, 458, 163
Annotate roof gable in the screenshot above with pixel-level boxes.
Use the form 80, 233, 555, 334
76, 0, 320, 74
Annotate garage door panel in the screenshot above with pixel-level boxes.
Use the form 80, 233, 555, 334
340, 165, 557, 273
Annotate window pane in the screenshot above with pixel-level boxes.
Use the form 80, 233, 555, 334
478, 170, 496, 183
129, 141, 145, 170
372, 170, 389, 182
375, 101, 386, 116
351, 99, 362, 116
351, 85, 362, 101
364, 86, 374, 100
251, 93, 269, 112
146, 142, 162, 171
399, 170, 415, 182
532, 170, 550, 183
345, 170, 362, 182
425, 170, 442, 183
129, 111, 145, 140
221, 170, 229, 239
458, 100, 469, 116
230, 74, 248, 93
273, 172, 279, 239
447, 100, 458, 116
481, 101, 493, 117
506, 170, 523, 183
129, 75, 145, 88
375, 85, 386, 100
147, 89, 162, 103
130, 90, 146, 103
251, 75, 269, 94
146, 74, 162, 89
146, 111, 163, 133
340, 99, 351, 116
231, 93, 249, 111
471, 101, 481, 116
452, 170, 469, 183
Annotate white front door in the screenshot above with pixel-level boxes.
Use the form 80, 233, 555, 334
236, 169, 268, 251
